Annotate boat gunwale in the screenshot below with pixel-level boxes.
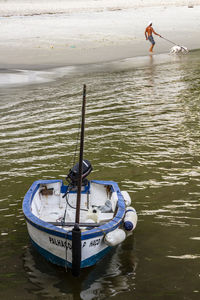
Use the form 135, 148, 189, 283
23, 179, 126, 240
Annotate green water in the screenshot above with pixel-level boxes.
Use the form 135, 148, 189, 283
0, 51, 200, 299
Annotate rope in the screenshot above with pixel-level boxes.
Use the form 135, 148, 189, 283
161, 36, 177, 46
161, 36, 186, 50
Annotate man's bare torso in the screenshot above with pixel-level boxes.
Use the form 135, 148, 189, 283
145, 26, 155, 37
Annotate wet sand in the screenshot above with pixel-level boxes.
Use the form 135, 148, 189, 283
0, 4, 200, 70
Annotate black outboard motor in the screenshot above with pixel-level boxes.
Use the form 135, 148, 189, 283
66, 159, 92, 186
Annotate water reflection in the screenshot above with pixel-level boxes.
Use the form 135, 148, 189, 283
167, 254, 200, 259
140, 197, 200, 228
23, 237, 138, 299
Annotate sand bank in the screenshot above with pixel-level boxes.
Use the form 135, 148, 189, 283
0, 2, 200, 70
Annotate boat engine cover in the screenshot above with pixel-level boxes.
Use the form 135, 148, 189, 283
66, 159, 92, 185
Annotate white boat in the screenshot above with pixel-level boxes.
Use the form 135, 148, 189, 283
23, 85, 137, 276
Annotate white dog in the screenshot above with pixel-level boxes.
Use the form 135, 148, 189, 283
170, 45, 189, 54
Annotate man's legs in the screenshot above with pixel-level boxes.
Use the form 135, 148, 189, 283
148, 36, 155, 52
149, 44, 154, 52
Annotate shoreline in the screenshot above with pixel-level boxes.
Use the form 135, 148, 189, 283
0, 4, 200, 71
1, 50, 199, 89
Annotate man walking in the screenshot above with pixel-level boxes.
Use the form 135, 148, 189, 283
145, 22, 161, 53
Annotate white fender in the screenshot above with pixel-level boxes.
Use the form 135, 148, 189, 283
110, 192, 118, 211
124, 206, 137, 231
104, 228, 126, 247
121, 191, 132, 206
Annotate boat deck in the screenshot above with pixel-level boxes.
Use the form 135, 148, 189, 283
31, 181, 117, 229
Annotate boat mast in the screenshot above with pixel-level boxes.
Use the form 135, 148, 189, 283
75, 84, 86, 224
72, 84, 86, 277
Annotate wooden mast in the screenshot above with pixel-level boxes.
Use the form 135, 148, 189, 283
72, 84, 86, 277
75, 84, 86, 224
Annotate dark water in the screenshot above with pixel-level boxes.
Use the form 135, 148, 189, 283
0, 50, 200, 300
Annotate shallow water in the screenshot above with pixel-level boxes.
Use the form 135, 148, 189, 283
0, 50, 200, 299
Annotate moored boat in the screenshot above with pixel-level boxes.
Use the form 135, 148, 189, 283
23, 85, 137, 276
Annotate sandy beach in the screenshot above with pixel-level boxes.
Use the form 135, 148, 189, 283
0, 0, 200, 71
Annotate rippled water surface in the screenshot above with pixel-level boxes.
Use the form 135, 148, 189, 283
0, 51, 200, 299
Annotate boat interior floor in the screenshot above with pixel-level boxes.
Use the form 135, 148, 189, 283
31, 182, 117, 229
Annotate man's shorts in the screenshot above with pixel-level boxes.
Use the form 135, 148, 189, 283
148, 35, 155, 45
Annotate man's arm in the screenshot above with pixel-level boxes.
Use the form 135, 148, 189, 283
145, 28, 148, 40
152, 28, 161, 37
